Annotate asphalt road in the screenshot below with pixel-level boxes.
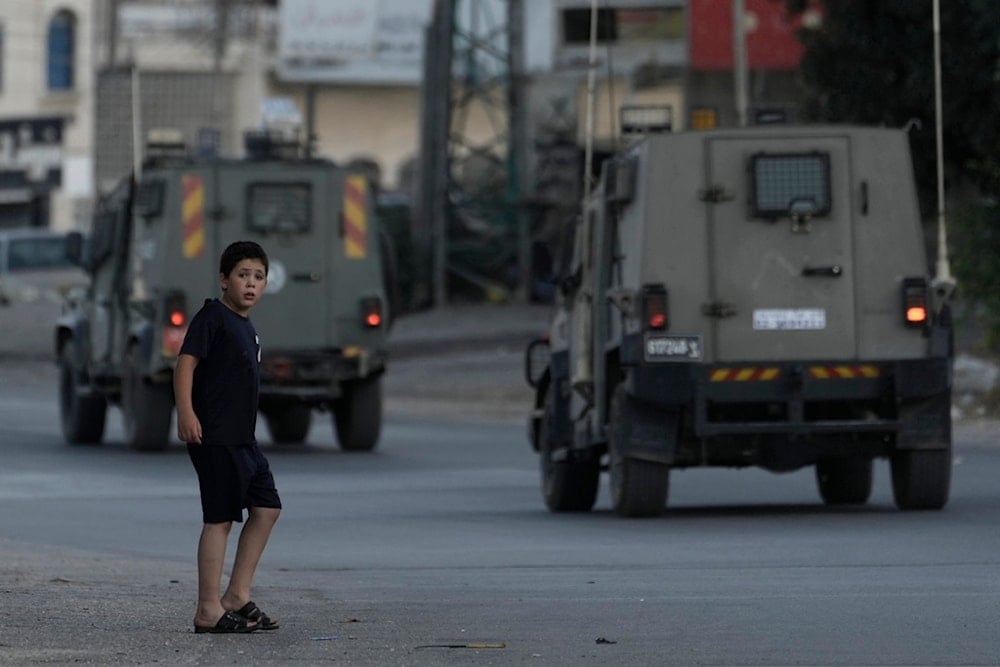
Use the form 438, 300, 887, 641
1, 353, 1000, 665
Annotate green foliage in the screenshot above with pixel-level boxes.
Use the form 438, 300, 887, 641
787, 1, 1000, 343
788, 0, 1000, 214
950, 202, 1000, 346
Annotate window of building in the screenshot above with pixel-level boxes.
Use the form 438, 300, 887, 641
47, 10, 76, 90
562, 7, 684, 45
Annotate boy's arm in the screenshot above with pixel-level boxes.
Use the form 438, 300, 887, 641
174, 353, 202, 444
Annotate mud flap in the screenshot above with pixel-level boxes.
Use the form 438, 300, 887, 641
612, 385, 680, 464
897, 392, 951, 450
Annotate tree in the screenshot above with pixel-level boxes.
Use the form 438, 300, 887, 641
787, 0, 1000, 214
787, 0, 1000, 345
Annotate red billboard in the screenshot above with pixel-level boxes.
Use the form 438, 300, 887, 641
690, 0, 822, 70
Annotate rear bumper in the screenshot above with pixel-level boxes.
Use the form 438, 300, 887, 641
259, 348, 386, 404
627, 356, 950, 441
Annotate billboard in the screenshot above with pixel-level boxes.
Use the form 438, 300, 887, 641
278, 0, 434, 85
279, 1, 378, 63
690, 0, 822, 70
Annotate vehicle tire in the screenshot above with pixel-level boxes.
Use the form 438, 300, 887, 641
538, 385, 599, 512
122, 345, 173, 452
58, 347, 106, 445
891, 447, 952, 510
333, 375, 382, 451
265, 404, 312, 444
609, 383, 668, 518
815, 457, 873, 505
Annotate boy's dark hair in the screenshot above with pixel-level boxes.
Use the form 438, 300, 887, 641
220, 241, 269, 277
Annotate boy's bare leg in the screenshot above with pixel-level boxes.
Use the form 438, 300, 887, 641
193, 522, 240, 627
222, 507, 281, 613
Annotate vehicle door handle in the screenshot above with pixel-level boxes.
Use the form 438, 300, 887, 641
702, 300, 737, 318
292, 272, 321, 283
802, 265, 842, 277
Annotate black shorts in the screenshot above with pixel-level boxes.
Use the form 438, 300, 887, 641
188, 443, 282, 524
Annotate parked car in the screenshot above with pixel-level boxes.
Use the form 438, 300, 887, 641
0, 227, 88, 306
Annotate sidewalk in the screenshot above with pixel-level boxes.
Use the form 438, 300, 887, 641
0, 538, 466, 665
382, 302, 552, 422
387, 302, 552, 358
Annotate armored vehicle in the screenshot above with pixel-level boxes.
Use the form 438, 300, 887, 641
525, 125, 953, 517
57, 132, 390, 452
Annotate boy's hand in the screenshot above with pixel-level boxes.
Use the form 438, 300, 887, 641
177, 411, 203, 444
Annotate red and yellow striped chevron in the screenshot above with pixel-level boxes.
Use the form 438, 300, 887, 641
809, 365, 880, 379
709, 367, 781, 382
343, 175, 367, 259
181, 174, 205, 259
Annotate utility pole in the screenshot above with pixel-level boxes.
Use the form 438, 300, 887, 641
107, 0, 120, 66
213, 0, 230, 72
211, 0, 231, 131
582, 0, 598, 200
732, 0, 749, 127
426, 0, 454, 308
508, 0, 529, 301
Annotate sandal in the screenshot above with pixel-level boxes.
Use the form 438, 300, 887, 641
234, 601, 279, 630
194, 610, 259, 634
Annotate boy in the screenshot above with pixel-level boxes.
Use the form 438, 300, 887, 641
174, 240, 282, 634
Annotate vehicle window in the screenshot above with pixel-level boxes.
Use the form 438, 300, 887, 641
7, 236, 72, 271
247, 183, 311, 233
750, 152, 831, 219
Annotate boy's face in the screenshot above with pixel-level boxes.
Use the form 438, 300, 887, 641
220, 258, 267, 315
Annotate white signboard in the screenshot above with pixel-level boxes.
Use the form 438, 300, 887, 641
278, 0, 434, 85
280, 0, 378, 63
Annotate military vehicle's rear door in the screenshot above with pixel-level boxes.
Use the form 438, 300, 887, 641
706, 135, 856, 361
215, 165, 332, 351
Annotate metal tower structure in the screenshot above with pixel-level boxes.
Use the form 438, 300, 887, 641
418, 0, 527, 306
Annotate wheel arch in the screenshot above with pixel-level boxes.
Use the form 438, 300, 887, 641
529, 368, 551, 452
54, 315, 88, 368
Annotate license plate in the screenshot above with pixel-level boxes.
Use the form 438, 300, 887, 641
644, 334, 702, 361
753, 308, 826, 331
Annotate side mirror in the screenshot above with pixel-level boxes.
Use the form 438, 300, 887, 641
65, 231, 84, 265
524, 338, 550, 388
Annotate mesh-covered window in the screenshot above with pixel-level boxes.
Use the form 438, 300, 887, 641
750, 152, 831, 219
247, 183, 311, 233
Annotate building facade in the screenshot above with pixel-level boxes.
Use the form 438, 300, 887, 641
0, 0, 96, 231
0, 0, 816, 231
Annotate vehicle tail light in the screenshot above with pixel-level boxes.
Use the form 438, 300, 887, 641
162, 290, 188, 357
642, 284, 668, 331
361, 297, 382, 328
901, 277, 928, 327
165, 290, 186, 327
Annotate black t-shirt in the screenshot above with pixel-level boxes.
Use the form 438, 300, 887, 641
180, 298, 261, 446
